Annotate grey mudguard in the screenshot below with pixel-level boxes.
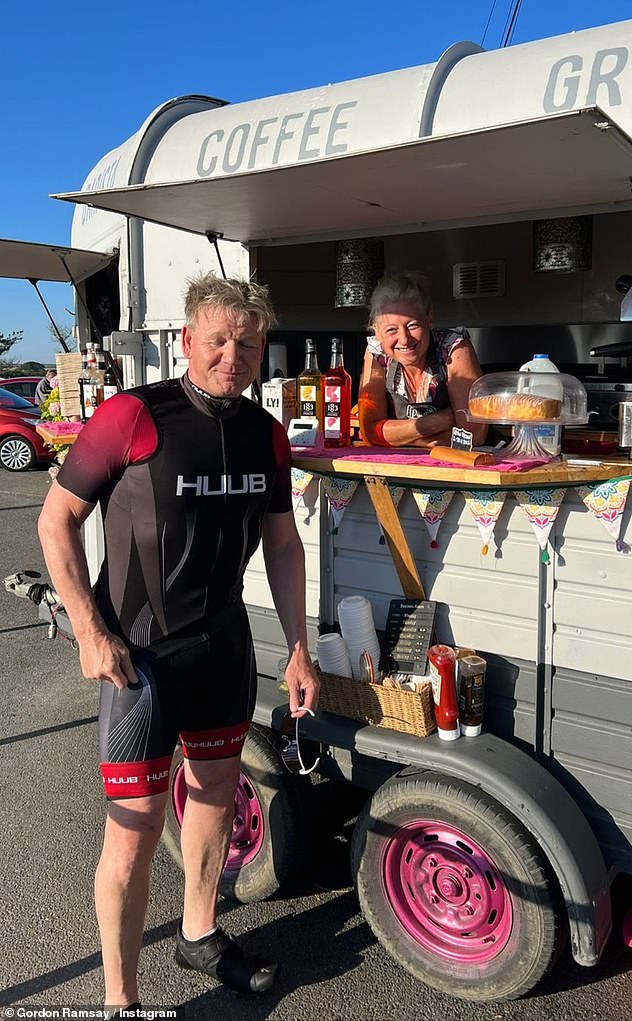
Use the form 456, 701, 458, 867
255, 674, 612, 967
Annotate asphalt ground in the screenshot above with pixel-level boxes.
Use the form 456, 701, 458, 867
0, 468, 631, 1020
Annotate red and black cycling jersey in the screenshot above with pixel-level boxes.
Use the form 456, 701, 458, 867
58, 375, 292, 650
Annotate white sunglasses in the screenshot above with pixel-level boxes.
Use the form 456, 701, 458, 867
281, 706, 320, 776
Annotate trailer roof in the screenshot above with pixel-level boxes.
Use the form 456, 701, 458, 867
0, 238, 114, 282
54, 110, 632, 245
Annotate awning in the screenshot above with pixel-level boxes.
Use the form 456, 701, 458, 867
0, 238, 114, 282
53, 109, 632, 245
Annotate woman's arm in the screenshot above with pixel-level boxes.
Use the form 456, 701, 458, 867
358, 350, 454, 447
445, 342, 488, 445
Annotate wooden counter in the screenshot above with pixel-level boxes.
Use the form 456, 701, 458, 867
293, 453, 632, 488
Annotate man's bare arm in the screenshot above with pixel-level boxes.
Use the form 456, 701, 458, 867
37, 480, 137, 689
261, 510, 319, 717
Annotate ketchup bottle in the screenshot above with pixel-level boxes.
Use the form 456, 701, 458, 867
427, 645, 460, 741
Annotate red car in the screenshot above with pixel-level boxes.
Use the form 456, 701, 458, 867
0, 376, 43, 405
0, 387, 55, 471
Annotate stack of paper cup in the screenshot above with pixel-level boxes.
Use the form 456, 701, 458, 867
316, 633, 353, 678
337, 595, 381, 680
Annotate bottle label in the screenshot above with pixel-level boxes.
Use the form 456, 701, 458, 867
324, 385, 342, 438
103, 385, 118, 401
429, 661, 441, 705
534, 423, 562, 454
459, 677, 483, 718
299, 384, 318, 418
84, 384, 96, 418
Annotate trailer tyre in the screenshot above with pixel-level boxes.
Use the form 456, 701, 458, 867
351, 772, 563, 1002
162, 724, 312, 903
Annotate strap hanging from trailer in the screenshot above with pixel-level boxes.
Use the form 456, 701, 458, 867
205, 232, 227, 279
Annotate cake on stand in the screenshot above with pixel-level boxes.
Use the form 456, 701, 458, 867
466, 371, 589, 460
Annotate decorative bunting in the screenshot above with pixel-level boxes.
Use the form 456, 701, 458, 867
463, 490, 507, 555
291, 467, 315, 508
577, 478, 631, 553
322, 477, 360, 533
411, 489, 455, 548
515, 487, 566, 564
378, 485, 406, 544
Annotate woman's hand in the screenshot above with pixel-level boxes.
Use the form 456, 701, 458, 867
445, 343, 488, 445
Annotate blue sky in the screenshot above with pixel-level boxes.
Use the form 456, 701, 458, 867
0, 0, 627, 363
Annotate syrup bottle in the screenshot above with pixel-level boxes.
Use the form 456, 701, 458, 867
296, 338, 323, 426
323, 337, 352, 448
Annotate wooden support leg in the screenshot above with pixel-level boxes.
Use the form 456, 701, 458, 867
364, 476, 425, 599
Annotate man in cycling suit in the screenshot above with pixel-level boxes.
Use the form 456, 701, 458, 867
38, 274, 319, 1009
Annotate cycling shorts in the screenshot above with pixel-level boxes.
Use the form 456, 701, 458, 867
98, 603, 256, 799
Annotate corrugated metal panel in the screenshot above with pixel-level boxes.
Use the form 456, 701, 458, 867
333, 487, 539, 660
551, 666, 632, 867
247, 604, 319, 678
242, 478, 321, 620
553, 491, 632, 679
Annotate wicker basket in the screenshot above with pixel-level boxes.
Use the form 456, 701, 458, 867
55, 352, 82, 418
318, 670, 436, 737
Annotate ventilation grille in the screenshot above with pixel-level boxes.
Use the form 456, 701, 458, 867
453, 261, 505, 299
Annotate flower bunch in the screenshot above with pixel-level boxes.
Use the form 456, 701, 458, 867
39, 383, 72, 467
39, 383, 61, 422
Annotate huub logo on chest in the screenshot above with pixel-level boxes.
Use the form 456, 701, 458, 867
176, 474, 267, 496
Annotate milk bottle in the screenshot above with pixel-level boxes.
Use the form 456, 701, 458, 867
518, 354, 563, 456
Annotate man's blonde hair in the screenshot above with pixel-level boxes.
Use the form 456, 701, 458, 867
184, 273, 277, 336
368, 272, 433, 328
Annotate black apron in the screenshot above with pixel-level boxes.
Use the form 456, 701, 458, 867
385, 360, 450, 420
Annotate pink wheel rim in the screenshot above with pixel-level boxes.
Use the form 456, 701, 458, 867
382, 820, 512, 963
172, 762, 265, 870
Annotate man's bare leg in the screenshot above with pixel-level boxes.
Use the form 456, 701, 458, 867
95, 792, 167, 1007
180, 755, 241, 938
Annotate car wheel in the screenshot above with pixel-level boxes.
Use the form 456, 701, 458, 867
0, 435, 36, 471
351, 771, 565, 1002
162, 724, 312, 903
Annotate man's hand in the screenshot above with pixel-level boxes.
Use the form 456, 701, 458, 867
77, 630, 138, 690
285, 648, 320, 718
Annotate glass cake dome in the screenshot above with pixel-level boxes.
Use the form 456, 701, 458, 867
466, 371, 588, 459
467, 371, 588, 425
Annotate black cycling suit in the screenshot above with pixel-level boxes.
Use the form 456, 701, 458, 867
57, 375, 292, 797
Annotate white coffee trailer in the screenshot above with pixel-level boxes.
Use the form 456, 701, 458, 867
5, 18, 632, 1003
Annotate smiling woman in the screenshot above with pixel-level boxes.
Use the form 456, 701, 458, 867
358, 273, 487, 448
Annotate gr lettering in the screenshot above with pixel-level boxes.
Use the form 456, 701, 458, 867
543, 47, 628, 113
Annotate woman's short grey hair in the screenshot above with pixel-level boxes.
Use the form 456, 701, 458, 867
368, 272, 433, 328
184, 273, 277, 336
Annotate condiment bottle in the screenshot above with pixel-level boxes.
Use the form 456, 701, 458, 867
78, 350, 90, 423
103, 362, 119, 401
458, 655, 486, 737
296, 338, 323, 426
427, 644, 460, 741
454, 646, 476, 677
94, 346, 107, 406
323, 337, 351, 448
80, 344, 98, 420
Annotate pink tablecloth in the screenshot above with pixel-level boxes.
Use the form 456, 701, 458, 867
290, 445, 551, 473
